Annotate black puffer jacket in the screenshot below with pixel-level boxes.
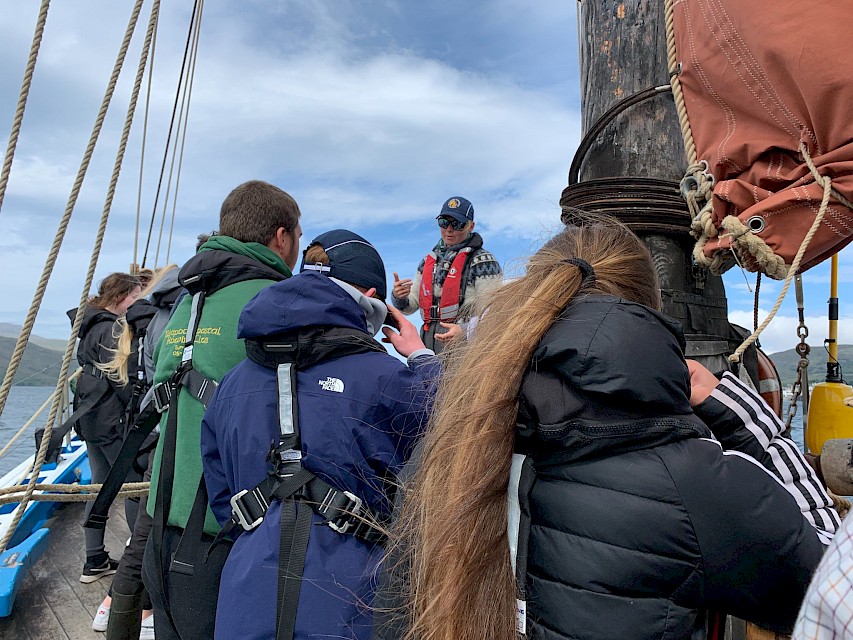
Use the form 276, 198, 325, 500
67, 305, 132, 445
515, 296, 830, 639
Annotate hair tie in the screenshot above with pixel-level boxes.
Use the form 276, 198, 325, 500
562, 258, 596, 285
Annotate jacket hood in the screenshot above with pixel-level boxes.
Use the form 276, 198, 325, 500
179, 236, 290, 296
238, 272, 376, 339
125, 299, 157, 331
149, 268, 182, 309
198, 235, 292, 278
68, 305, 118, 340
517, 295, 710, 462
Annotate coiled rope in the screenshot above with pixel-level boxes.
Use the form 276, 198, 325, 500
0, 0, 51, 217
0, 0, 159, 554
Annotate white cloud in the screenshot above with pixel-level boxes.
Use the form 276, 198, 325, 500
728, 310, 851, 355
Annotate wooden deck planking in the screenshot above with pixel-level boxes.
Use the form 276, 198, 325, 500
0, 499, 136, 639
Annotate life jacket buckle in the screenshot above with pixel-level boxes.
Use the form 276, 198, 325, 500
230, 487, 269, 532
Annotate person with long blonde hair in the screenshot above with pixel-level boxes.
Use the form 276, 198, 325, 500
394, 220, 838, 640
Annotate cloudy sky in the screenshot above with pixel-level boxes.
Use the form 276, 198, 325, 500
0, 1, 849, 357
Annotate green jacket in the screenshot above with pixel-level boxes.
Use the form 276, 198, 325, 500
147, 235, 292, 534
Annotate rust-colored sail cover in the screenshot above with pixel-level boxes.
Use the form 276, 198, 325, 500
673, 0, 853, 277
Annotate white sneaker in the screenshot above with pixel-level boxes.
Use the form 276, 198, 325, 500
92, 601, 110, 632
140, 612, 155, 640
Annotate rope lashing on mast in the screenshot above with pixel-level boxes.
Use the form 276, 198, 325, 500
0, 0, 159, 555
561, 83, 694, 235
0, 0, 51, 217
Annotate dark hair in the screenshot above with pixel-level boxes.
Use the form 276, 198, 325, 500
88, 273, 141, 310
400, 218, 660, 640
219, 181, 300, 245
196, 230, 217, 252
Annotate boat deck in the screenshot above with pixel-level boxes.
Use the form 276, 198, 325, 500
0, 500, 132, 639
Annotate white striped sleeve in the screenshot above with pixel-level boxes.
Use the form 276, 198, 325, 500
707, 372, 839, 543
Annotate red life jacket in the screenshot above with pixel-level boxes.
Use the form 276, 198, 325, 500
419, 247, 473, 330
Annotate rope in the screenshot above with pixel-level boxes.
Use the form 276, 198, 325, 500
753, 273, 761, 333
0, 0, 155, 555
165, 0, 205, 265
141, 0, 201, 268
0, 0, 51, 217
133, 13, 158, 269
0, 369, 79, 460
664, 0, 719, 262
729, 143, 835, 363
0, 481, 149, 497
0, 483, 150, 507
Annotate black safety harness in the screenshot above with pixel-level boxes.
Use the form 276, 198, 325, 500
206, 327, 388, 640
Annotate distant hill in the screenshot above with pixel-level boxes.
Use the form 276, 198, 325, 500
0, 323, 68, 352
0, 336, 65, 387
768, 344, 853, 388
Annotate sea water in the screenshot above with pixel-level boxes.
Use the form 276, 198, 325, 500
0, 386, 55, 477
0, 386, 808, 478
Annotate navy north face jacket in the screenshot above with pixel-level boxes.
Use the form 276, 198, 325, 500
200, 272, 440, 640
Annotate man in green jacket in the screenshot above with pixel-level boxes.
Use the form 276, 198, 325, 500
141, 180, 302, 640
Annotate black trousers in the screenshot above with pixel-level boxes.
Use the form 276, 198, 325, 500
110, 448, 154, 610
141, 524, 231, 640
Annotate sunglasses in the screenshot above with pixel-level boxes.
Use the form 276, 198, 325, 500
438, 217, 468, 230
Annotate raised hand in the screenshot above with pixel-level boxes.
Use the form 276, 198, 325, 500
392, 271, 413, 300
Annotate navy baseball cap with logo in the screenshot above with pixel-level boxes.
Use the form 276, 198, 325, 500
299, 229, 387, 300
437, 196, 474, 224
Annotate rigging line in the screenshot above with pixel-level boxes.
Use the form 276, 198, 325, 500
0, 0, 51, 217
140, 0, 201, 268
134, 11, 160, 268
0, 0, 158, 555
0, 0, 146, 425
166, 0, 205, 265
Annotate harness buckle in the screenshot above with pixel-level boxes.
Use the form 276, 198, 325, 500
319, 489, 364, 534
230, 487, 269, 531
151, 382, 172, 413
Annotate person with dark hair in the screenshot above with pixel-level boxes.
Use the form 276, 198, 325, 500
392, 196, 502, 353
200, 230, 439, 640
65, 273, 142, 583
392, 220, 839, 640
142, 180, 302, 640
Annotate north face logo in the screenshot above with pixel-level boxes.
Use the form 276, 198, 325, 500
318, 377, 344, 393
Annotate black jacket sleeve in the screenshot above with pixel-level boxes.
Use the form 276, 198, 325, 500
694, 372, 839, 543
663, 439, 826, 634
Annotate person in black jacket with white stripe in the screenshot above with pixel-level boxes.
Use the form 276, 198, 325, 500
390, 220, 838, 640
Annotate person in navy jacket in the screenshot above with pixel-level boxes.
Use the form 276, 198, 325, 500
200, 229, 440, 640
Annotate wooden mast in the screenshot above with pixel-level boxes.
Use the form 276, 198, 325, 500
566, 0, 739, 374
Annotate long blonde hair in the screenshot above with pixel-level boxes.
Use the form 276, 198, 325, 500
99, 265, 178, 385
399, 219, 660, 640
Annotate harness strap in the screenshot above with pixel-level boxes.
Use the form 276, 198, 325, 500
84, 402, 163, 529
276, 499, 311, 640
35, 381, 111, 464
151, 290, 206, 639
169, 476, 209, 576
